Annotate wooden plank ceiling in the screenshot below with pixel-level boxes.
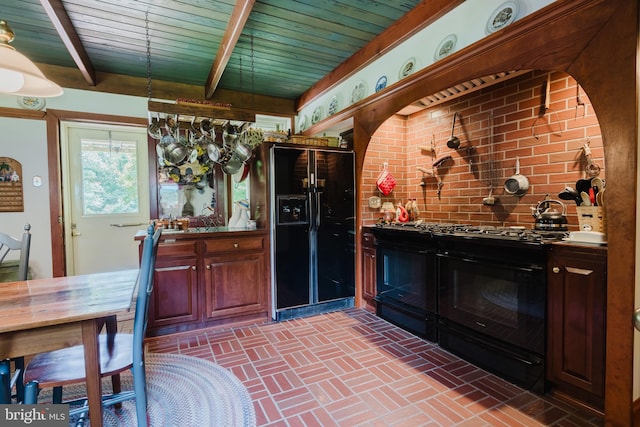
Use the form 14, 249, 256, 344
2, 0, 422, 104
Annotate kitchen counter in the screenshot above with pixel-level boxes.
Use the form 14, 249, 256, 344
134, 227, 267, 240
551, 240, 608, 250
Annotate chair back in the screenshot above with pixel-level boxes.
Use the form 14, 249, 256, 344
0, 224, 31, 281
132, 224, 161, 356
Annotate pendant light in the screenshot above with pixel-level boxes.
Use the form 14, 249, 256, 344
0, 20, 63, 97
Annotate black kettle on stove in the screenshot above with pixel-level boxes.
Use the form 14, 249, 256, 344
531, 197, 568, 231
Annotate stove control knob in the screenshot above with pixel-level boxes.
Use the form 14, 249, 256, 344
552, 267, 560, 273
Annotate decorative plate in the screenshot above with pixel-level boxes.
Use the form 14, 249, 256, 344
17, 96, 46, 110
398, 57, 417, 79
311, 106, 323, 124
297, 114, 308, 131
375, 75, 387, 92
327, 95, 339, 116
350, 80, 367, 104
434, 34, 457, 61
486, 1, 519, 34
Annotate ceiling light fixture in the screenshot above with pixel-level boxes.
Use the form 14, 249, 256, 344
0, 20, 63, 97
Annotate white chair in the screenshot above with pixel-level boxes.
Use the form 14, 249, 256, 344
0, 223, 31, 404
0, 223, 31, 282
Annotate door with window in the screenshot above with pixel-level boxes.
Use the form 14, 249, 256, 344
62, 123, 150, 275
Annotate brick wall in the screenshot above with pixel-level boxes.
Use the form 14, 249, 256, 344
361, 70, 604, 231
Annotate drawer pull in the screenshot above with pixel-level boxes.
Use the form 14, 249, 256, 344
206, 265, 211, 270
191, 266, 196, 271
234, 243, 239, 248
565, 266, 593, 276
552, 267, 560, 273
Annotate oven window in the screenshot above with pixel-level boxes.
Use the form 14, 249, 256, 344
439, 255, 545, 353
377, 247, 431, 312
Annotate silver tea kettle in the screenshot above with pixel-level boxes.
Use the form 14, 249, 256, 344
531, 198, 568, 231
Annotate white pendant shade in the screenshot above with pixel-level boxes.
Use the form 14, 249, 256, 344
0, 20, 63, 97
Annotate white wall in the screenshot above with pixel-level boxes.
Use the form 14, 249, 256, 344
0, 89, 148, 278
0, 117, 50, 278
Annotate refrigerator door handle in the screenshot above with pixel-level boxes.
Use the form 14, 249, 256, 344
315, 191, 321, 230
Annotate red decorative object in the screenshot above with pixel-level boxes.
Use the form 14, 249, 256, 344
376, 164, 396, 195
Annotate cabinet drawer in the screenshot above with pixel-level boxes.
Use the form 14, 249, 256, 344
362, 232, 375, 246
205, 236, 264, 253
157, 240, 198, 257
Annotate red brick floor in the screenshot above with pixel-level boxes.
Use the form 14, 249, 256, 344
145, 309, 604, 427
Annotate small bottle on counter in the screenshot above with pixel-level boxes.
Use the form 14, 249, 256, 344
407, 198, 419, 221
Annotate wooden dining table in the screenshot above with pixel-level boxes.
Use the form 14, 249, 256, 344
0, 269, 139, 427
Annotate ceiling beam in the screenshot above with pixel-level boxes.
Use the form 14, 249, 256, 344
205, 0, 256, 99
36, 63, 295, 116
296, 0, 464, 111
39, 0, 96, 86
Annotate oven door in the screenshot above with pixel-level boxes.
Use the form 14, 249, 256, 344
437, 250, 546, 354
377, 243, 434, 313
374, 236, 437, 341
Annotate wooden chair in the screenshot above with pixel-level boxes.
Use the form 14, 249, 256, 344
0, 224, 31, 404
23, 224, 161, 427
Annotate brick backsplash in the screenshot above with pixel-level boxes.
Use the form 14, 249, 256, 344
362, 70, 604, 230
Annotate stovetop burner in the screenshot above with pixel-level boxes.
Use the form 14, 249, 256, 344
374, 222, 568, 243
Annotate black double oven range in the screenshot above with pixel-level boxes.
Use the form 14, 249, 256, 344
372, 222, 568, 393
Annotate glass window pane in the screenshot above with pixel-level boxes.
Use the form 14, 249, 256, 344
231, 178, 250, 205
80, 138, 139, 215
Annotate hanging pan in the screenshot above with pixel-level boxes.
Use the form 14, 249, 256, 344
504, 157, 530, 196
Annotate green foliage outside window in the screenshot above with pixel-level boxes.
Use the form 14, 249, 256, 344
81, 142, 139, 215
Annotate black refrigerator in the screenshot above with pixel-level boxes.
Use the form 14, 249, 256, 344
270, 145, 355, 321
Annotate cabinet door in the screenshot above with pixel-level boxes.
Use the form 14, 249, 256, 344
362, 232, 377, 300
149, 257, 199, 328
203, 251, 267, 320
547, 245, 606, 402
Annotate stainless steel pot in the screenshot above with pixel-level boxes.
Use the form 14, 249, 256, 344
504, 157, 529, 196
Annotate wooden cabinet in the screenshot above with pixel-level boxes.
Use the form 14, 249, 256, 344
547, 243, 607, 413
143, 230, 270, 336
362, 230, 377, 303
150, 246, 199, 329
203, 236, 268, 320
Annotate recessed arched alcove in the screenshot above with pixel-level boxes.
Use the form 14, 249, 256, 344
351, 1, 636, 424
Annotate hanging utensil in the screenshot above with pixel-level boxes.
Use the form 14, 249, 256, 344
446, 112, 460, 149
582, 141, 601, 177
575, 84, 586, 119
433, 155, 452, 168
482, 187, 496, 206
504, 157, 530, 196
